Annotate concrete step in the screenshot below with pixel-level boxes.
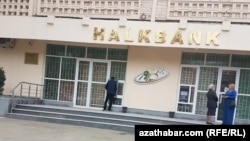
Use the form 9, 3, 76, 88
7, 104, 204, 132
15, 104, 159, 123
6, 113, 134, 132
12, 108, 160, 126
14, 104, 198, 125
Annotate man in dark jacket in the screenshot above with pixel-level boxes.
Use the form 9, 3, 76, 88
103, 77, 117, 111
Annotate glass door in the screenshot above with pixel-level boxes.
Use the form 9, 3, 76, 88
90, 62, 110, 108
75, 61, 90, 107
215, 68, 239, 123
74, 60, 110, 108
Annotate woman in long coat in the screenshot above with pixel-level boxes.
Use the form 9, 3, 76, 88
206, 84, 218, 124
222, 83, 237, 125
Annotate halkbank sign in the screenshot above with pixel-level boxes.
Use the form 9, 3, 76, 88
92, 27, 221, 46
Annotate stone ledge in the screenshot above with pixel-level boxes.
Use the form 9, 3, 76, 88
0, 95, 11, 117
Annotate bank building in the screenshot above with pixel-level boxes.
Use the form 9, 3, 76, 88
0, 0, 250, 128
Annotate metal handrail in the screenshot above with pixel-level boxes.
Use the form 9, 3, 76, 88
10, 81, 43, 96
9, 82, 44, 113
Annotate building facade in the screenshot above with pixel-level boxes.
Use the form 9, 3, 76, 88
1, 0, 250, 124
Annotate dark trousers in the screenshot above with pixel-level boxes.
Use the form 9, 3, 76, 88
103, 93, 114, 111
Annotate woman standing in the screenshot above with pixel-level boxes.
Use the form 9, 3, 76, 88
222, 83, 237, 125
206, 84, 218, 124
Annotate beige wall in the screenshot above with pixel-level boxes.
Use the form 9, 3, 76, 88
1, 16, 250, 51
124, 46, 182, 112
0, 39, 45, 94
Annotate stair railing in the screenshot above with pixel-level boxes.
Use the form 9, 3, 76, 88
9, 82, 44, 113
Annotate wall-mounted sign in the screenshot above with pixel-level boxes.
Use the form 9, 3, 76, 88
134, 67, 169, 84
93, 27, 221, 46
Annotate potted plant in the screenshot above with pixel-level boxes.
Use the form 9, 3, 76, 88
0, 67, 6, 95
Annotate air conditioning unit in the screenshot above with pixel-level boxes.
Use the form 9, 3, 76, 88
0, 38, 15, 48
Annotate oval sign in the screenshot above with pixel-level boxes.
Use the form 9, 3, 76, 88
134, 67, 169, 84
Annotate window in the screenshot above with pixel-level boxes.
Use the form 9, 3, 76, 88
110, 62, 127, 80
238, 69, 250, 95
198, 67, 218, 91
236, 95, 250, 119
66, 46, 86, 58
179, 52, 250, 120
236, 5, 241, 9
192, 12, 196, 16
46, 44, 65, 56
184, 3, 189, 8
87, 47, 107, 59
177, 67, 198, 113
198, 12, 203, 17
243, 5, 248, 10
207, 4, 212, 9
192, 4, 197, 8
45, 56, 60, 78
181, 52, 205, 65
199, 4, 204, 8
205, 53, 230, 66
231, 55, 250, 68
180, 67, 197, 85
195, 67, 218, 115
43, 79, 59, 100
44, 44, 128, 106
178, 3, 183, 8
108, 48, 128, 61
236, 69, 250, 119
170, 3, 175, 8
60, 58, 76, 80
214, 4, 219, 9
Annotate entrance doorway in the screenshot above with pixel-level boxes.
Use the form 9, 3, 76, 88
215, 68, 239, 123
73, 60, 111, 108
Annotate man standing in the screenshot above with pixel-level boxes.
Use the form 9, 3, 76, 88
103, 77, 117, 111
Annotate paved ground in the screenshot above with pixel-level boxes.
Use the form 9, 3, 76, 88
0, 117, 134, 141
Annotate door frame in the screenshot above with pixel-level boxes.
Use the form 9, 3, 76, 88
215, 67, 240, 123
73, 58, 111, 109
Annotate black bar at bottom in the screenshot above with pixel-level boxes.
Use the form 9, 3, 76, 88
135, 125, 250, 140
